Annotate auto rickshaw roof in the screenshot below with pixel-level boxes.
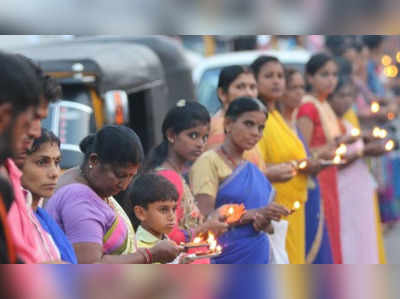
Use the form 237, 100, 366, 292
67, 36, 193, 74
67, 36, 196, 104
14, 41, 165, 94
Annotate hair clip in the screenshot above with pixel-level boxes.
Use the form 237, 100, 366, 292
176, 99, 186, 107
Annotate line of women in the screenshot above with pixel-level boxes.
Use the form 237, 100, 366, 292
16, 53, 390, 265
190, 51, 388, 264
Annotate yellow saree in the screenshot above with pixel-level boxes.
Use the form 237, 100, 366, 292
258, 110, 308, 264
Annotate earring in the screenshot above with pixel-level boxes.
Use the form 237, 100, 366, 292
168, 139, 175, 144
89, 165, 93, 169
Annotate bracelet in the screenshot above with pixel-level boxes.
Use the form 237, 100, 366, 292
144, 248, 153, 264
137, 248, 151, 264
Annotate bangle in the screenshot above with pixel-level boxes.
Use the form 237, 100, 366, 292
138, 248, 151, 264
144, 248, 153, 264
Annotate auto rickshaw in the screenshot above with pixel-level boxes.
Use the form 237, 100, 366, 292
15, 41, 168, 168
59, 36, 197, 108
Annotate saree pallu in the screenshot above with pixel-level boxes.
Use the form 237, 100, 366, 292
36, 207, 78, 264
305, 178, 333, 264
212, 162, 273, 264
102, 212, 129, 255
107, 197, 136, 254
258, 110, 308, 264
297, 128, 333, 264
298, 96, 343, 264
317, 168, 342, 264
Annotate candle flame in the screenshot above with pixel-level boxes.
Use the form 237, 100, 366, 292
298, 161, 308, 170
371, 102, 381, 113
206, 232, 217, 252
385, 140, 395, 152
380, 129, 388, 139
293, 201, 301, 210
336, 144, 347, 156
333, 155, 342, 164
372, 127, 388, 139
228, 207, 234, 215
193, 237, 202, 244
351, 128, 361, 137
388, 112, 396, 120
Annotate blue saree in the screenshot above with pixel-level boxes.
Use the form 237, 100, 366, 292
36, 207, 78, 264
212, 162, 274, 264
297, 130, 333, 264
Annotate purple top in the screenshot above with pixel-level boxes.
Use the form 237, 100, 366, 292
45, 183, 115, 245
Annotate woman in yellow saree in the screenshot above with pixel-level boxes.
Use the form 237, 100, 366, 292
250, 56, 308, 264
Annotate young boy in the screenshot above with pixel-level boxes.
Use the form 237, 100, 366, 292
130, 173, 179, 252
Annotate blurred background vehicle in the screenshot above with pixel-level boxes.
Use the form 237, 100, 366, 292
10, 36, 198, 168
193, 49, 311, 115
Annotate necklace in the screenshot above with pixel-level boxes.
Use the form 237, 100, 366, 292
165, 159, 182, 173
220, 145, 242, 168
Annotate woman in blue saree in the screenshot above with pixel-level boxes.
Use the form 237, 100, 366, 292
190, 97, 290, 264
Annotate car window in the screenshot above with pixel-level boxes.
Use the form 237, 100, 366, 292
196, 68, 222, 116
196, 62, 305, 115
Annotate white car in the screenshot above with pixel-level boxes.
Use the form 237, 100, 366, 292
193, 49, 311, 115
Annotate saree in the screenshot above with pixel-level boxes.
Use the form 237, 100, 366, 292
297, 95, 342, 264
258, 110, 308, 264
6, 159, 61, 263
337, 121, 380, 264
107, 197, 136, 254
212, 162, 273, 264
190, 150, 273, 264
102, 210, 130, 255
208, 110, 266, 172
297, 130, 333, 264
36, 207, 78, 264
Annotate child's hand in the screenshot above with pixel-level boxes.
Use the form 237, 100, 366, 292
150, 240, 183, 264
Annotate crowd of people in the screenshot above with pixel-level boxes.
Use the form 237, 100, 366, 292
0, 35, 398, 269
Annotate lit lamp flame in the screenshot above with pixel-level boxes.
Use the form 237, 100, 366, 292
382, 55, 392, 66
385, 140, 395, 152
388, 112, 396, 121
207, 232, 217, 252
371, 101, 381, 113
380, 129, 388, 139
351, 128, 361, 137
333, 155, 342, 164
297, 161, 308, 170
293, 201, 301, 210
193, 237, 202, 244
336, 144, 347, 156
228, 207, 234, 216
372, 127, 388, 139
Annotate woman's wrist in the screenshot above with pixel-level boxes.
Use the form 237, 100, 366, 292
138, 248, 153, 264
